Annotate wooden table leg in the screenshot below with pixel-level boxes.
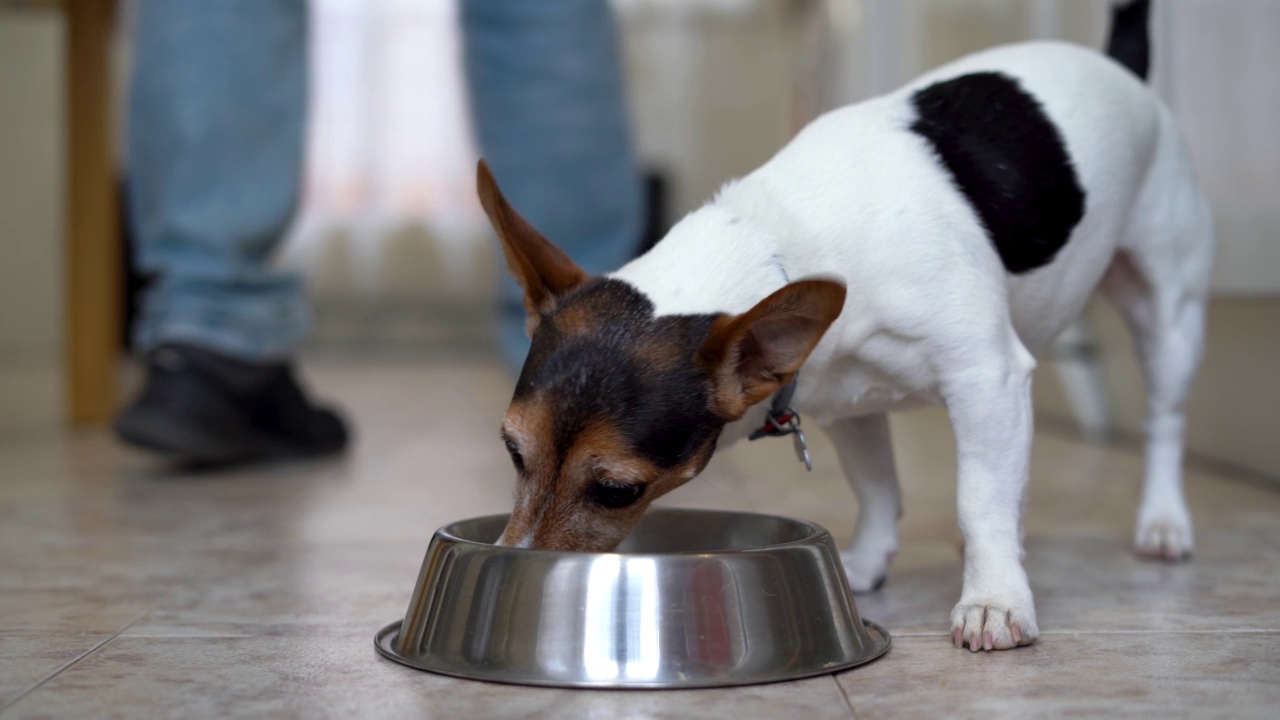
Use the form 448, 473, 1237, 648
63, 0, 120, 426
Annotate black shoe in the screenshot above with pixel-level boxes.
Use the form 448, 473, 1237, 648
115, 343, 349, 466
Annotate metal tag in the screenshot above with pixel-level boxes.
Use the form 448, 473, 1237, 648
746, 375, 814, 471
792, 427, 812, 471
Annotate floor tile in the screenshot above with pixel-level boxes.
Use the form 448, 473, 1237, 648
853, 523, 1280, 637
0, 537, 209, 635
123, 544, 425, 638
2, 358, 1278, 717
6, 636, 854, 720
836, 633, 1280, 719
0, 537, 211, 591
0, 634, 106, 709
0, 587, 163, 636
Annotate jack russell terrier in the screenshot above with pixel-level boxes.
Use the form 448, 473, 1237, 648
479, 0, 1212, 652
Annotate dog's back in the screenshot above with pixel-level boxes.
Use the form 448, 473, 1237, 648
717, 38, 1204, 363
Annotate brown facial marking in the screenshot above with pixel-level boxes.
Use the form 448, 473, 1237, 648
495, 398, 551, 548
550, 300, 597, 337
499, 413, 720, 552
533, 421, 653, 550
631, 331, 686, 374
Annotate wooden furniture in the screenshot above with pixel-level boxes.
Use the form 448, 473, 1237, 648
62, 0, 119, 426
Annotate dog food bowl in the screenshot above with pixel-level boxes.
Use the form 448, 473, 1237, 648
375, 509, 889, 689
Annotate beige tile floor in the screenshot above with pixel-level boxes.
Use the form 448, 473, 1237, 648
2, 358, 1278, 718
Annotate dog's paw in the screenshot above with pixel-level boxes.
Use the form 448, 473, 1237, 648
840, 545, 895, 593
1134, 506, 1194, 561
949, 599, 1038, 652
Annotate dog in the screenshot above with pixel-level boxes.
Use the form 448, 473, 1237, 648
477, 0, 1213, 652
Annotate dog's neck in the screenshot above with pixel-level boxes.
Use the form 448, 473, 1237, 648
610, 198, 792, 451
611, 200, 791, 317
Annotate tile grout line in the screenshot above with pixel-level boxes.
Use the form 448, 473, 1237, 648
0, 539, 246, 713
833, 674, 861, 720
0, 591, 177, 714
884, 628, 1280, 638
1039, 629, 1280, 636
114, 633, 258, 639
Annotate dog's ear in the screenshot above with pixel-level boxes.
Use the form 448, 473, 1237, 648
698, 279, 846, 419
477, 160, 589, 334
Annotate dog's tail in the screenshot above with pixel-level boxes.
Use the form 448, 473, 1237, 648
1106, 0, 1152, 80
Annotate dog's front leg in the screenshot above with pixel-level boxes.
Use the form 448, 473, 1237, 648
944, 354, 1039, 651
826, 414, 902, 592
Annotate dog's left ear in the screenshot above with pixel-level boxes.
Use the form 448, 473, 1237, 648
698, 279, 846, 420
476, 160, 589, 334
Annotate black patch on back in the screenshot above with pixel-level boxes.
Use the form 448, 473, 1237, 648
909, 72, 1085, 274
514, 279, 722, 470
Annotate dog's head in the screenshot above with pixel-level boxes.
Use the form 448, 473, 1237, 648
477, 161, 845, 551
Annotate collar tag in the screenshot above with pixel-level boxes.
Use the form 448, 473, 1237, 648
747, 376, 812, 471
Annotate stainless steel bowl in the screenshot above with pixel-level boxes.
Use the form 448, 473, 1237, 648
375, 509, 889, 689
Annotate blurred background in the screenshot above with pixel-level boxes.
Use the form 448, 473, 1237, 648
0, 0, 1276, 480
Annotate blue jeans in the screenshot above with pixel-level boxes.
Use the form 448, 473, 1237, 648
128, 0, 641, 369
461, 0, 642, 368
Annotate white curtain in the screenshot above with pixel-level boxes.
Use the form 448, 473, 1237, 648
284, 0, 486, 303
284, 0, 818, 303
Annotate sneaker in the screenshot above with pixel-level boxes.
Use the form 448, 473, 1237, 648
115, 343, 349, 466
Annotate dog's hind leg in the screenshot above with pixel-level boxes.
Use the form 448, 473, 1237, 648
1100, 112, 1214, 561
1101, 252, 1206, 560
825, 414, 902, 592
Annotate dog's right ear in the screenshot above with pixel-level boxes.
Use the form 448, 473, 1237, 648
697, 279, 846, 420
477, 160, 589, 335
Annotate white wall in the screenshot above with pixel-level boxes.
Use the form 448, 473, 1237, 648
0, 10, 64, 364
1159, 0, 1280, 295
618, 0, 823, 217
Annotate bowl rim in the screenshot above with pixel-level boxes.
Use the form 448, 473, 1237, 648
375, 617, 892, 690
431, 508, 835, 559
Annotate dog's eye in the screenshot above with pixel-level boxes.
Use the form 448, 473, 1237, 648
503, 437, 524, 474
587, 481, 645, 510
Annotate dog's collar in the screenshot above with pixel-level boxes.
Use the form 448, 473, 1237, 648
747, 374, 812, 470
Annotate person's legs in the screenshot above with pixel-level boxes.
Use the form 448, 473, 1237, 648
461, 0, 643, 369
117, 0, 346, 464
128, 0, 309, 359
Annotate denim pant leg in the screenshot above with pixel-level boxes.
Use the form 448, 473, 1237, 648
461, 0, 643, 370
127, 0, 309, 362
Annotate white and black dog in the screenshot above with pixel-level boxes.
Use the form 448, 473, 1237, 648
477, 0, 1212, 651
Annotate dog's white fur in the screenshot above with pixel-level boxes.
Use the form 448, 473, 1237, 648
612, 41, 1214, 650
